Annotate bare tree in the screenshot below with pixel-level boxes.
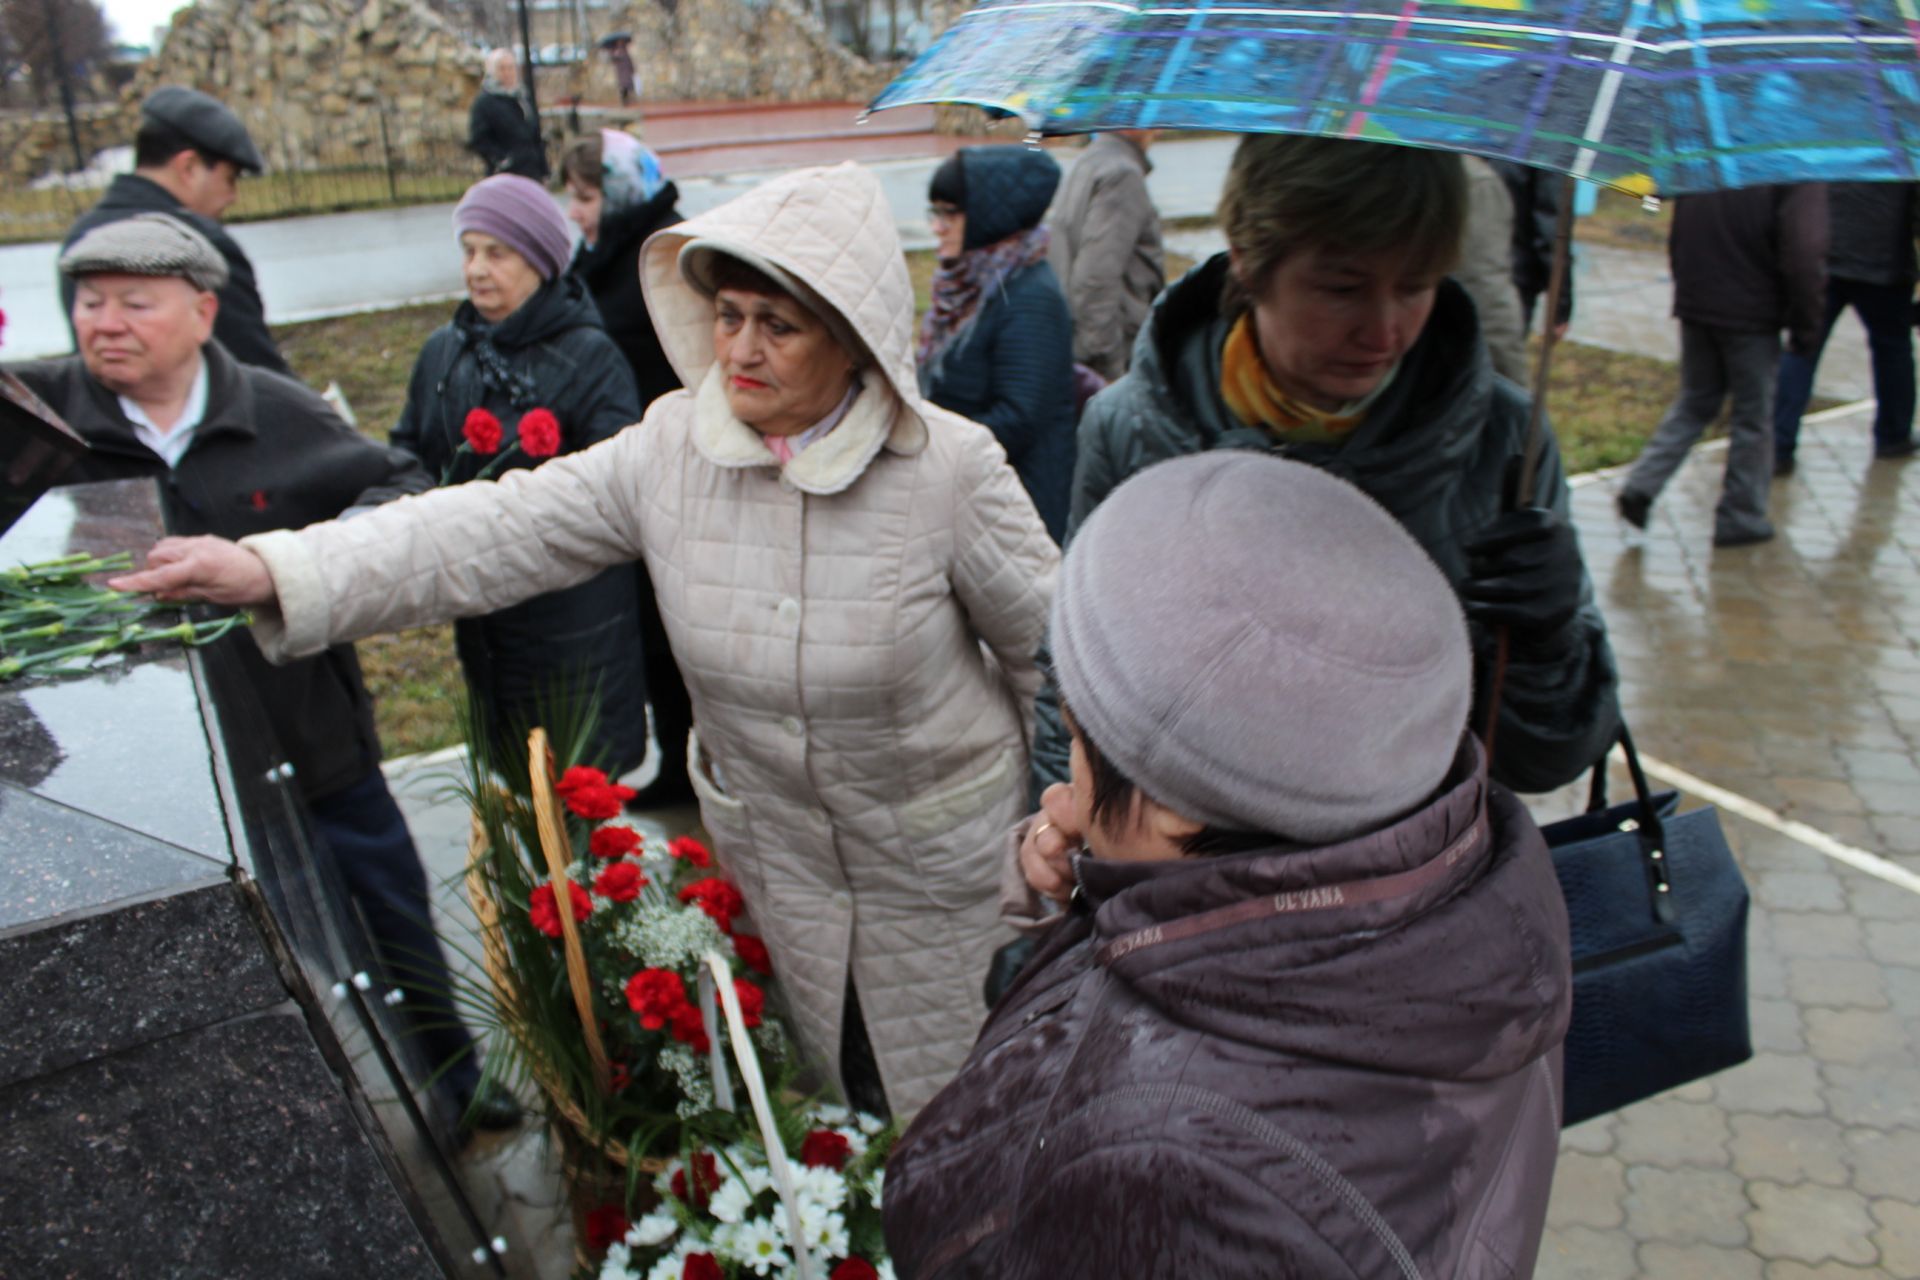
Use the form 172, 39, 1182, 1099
0, 0, 112, 107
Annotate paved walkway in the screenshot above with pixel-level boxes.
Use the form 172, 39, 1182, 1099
378, 406, 1920, 1277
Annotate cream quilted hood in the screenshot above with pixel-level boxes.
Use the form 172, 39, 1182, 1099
243, 162, 1059, 1120
641, 161, 931, 448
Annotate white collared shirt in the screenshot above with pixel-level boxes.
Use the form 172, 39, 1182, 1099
118, 356, 210, 469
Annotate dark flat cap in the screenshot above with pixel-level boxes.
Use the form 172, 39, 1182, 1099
59, 213, 230, 292
142, 85, 264, 174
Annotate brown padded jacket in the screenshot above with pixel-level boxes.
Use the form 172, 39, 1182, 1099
884, 738, 1572, 1280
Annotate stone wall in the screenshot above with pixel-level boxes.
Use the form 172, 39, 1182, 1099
583, 0, 896, 104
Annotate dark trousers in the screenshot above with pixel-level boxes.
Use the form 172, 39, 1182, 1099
309, 769, 480, 1101
1773, 276, 1916, 458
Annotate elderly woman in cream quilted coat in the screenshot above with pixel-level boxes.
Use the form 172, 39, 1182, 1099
111, 162, 1061, 1121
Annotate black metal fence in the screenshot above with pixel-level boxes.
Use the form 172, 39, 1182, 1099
0, 108, 496, 246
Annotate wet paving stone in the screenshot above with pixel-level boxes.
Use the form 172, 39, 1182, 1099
1746, 1182, 1881, 1266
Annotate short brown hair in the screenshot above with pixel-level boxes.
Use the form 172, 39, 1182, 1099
1217, 134, 1467, 315
560, 134, 602, 191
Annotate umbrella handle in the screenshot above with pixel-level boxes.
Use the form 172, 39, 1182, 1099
1516, 174, 1578, 511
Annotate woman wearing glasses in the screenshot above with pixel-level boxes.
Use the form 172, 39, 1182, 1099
920, 146, 1079, 542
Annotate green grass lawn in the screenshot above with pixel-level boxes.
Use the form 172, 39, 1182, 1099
279, 245, 1709, 758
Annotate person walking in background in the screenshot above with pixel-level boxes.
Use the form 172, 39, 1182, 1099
1773, 182, 1918, 472
921, 146, 1078, 542
886, 453, 1570, 1279
562, 129, 692, 805
1494, 159, 1577, 338
390, 174, 650, 783
11, 214, 519, 1136
61, 86, 289, 376
1457, 155, 1529, 385
1045, 130, 1165, 382
605, 35, 638, 107
1617, 184, 1828, 546
468, 49, 550, 181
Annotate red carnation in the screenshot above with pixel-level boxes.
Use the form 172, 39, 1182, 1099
593, 861, 646, 902
528, 879, 592, 937
462, 407, 503, 455
589, 826, 643, 859
680, 877, 746, 935
556, 765, 609, 794
667, 835, 712, 868
670, 1152, 721, 1209
799, 1128, 851, 1171
681, 1254, 723, 1280
733, 978, 765, 1029
624, 967, 688, 1031
732, 932, 773, 976
831, 1260, 880, 1280
669, 1000, 711, 1054
565, 782, 635, 820
517, 406, 563, 458
583, 1203, 629, 1253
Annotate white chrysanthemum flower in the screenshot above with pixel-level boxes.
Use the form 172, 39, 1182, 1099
707, 1174, 757, 1225
793, 1164, 848, 1214
800, 1208, 849, 1259
868, 1166, 885, 1210
855, 1110, 887, 1136
625, 1212, 679, 1248
877, 1259, 898, 1280
835, 1126, 869, 1162
728, 1218, 791, 1277
645, 1245, 692, 1280
812, 1103, 852, 1128
596, 1242, 632, 1280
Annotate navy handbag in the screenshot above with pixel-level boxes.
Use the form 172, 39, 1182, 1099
1545, 726, 1754, 1127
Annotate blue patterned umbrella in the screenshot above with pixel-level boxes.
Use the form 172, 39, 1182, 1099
867, 0, 1920, 194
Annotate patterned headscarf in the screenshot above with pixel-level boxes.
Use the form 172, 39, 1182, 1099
599, 129, 667, 215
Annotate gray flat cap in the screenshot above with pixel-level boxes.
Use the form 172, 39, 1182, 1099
142, 85, 264, 174
59, 213, 230, 292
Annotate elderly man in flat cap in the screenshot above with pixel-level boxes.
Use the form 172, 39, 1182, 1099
61, 85, 289, 376
6, 214, 523, 1137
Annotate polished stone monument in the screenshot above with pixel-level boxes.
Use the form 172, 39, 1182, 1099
0, 480, 480, 1279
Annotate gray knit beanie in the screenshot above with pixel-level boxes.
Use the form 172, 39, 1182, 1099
58, 213, 229, 292
1051, 452, 1473, 844
453, 174, 573, 281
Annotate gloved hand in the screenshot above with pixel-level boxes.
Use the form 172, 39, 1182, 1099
1461, 506, 1583, 643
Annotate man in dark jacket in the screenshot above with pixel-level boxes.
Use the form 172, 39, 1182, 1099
1618, 184, 1828, 545
888, 453, 1570, 1279
468, 49, 550, 181
1773, 182, 1918, 469
60, 86, 290, 376
11, 214, 518, 1134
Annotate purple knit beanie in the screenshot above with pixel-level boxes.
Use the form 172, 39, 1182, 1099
453, 174, 572, 281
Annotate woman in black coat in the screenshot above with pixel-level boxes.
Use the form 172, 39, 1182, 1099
920, 146, 1078, 542
562, 130, 684, 407
390, 174, 650, 779
562, 131, 695, 803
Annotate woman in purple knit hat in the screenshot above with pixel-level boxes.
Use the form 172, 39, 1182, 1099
387, 173, 654, 787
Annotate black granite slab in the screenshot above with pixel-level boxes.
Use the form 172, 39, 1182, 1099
0, 478, 231, 861
0, 781, 227, 935
0, 1008, 444, 1280
0, 877, 286, 1090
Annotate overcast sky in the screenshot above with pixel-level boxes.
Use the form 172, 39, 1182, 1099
103, 0, 189, 46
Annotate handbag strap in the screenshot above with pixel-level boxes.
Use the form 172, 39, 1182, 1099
1585, 722, 1677, 925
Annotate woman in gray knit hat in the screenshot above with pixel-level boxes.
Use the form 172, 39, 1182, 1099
885, 451, 1573, 1280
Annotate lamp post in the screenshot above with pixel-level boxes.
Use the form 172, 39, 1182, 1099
38, 0, 87, 173
516, 0, 539, 119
